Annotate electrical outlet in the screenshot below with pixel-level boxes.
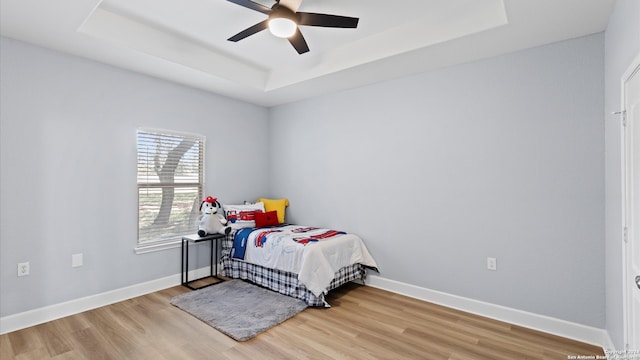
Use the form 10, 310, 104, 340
17, 262, 30, 277
487, 257, 497, 271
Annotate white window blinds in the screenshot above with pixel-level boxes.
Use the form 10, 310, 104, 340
137, 128, 205, 245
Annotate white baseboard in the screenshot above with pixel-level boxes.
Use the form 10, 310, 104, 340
365, 275, 610, 349
0, 267, 212, 335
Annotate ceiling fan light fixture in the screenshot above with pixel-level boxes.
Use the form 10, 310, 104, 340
268, 17, 297, 38
226, 0, 359, 54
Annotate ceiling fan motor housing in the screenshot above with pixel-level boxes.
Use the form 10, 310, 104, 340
269, 4, 298, 22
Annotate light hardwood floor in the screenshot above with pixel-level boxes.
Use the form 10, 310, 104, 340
1, 282, 605, 359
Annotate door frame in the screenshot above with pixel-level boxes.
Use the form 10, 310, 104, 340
621, 52, 640, 353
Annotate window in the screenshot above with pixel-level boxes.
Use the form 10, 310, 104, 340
136, 128, 205, 252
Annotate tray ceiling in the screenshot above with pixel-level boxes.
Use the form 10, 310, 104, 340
0, 0, 615, 106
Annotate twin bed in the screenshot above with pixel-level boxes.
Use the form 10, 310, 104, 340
220, 221, 378, 307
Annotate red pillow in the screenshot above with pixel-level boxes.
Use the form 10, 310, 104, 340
254, 210, 279, 227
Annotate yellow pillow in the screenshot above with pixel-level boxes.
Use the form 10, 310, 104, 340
257, 198, 289, 224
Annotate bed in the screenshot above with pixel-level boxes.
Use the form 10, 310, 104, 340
220, 224, 378, 307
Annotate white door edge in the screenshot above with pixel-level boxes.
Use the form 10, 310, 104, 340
621, 51, 640, 355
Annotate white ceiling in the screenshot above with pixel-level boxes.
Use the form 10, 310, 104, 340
0, 0, 615, 107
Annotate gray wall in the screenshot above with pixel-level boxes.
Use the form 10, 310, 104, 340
0, 37, 269, 317
604, 0, 640, 350
269, 34, 605, 328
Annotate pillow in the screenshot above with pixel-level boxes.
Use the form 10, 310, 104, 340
254, 210, 279, 228
222, 202, 265, 229
257, 198, 289, 224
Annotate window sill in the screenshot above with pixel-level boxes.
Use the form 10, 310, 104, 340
134, 239, 182, 254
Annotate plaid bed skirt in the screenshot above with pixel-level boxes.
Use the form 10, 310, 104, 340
220, 234, 366, 307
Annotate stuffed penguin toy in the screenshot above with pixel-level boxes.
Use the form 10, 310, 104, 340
197, 196, 231, 237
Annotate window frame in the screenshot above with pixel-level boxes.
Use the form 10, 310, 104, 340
134, 128, 205, 254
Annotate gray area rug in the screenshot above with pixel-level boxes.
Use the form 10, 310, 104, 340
170, 279, 308, 341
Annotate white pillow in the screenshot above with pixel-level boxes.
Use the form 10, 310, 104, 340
223, 202, 265, 229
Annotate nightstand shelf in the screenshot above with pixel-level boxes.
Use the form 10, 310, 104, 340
181, 233, 226, 290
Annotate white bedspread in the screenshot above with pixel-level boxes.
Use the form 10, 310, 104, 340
241, 225, 378, 296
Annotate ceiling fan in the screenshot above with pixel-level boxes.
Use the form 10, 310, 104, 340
226, 0, 359, 54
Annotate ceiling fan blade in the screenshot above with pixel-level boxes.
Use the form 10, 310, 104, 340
297, 12, 359, 28
228, 20, 269, 42
226, 0, 272, 14
278, 0, 303, 12
288, 28, 309, 54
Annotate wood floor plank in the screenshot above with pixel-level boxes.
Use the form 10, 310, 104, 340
0, 282, 605, 359
0, 331, 15, 359
6, 324, 44, 357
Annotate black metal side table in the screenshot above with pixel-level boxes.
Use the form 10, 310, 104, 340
181, 233, 226, 290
